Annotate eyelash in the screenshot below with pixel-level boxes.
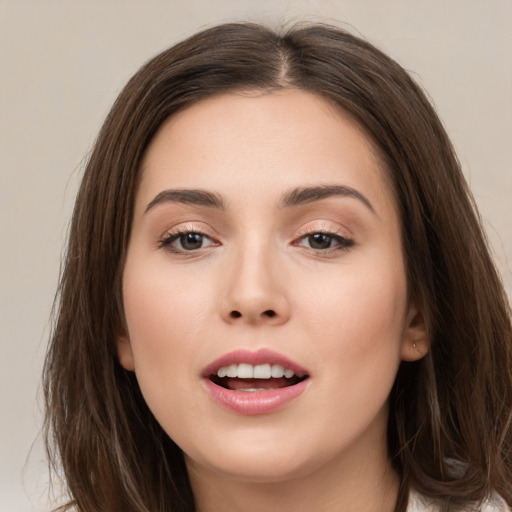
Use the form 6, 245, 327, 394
293, 230, 354, 253
157, 228, 217, 254
157, 228, 354, 255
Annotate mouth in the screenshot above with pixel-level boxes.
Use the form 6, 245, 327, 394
201, 349, 310, 415
209, 363, 309, 392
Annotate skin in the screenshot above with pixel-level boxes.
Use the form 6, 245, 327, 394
117, 90, 427, 512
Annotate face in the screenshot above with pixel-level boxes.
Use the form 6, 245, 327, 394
118, 90, 426, 485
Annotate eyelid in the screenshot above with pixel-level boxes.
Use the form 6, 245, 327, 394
157, 221, 218, 239
294, 219, 353, 239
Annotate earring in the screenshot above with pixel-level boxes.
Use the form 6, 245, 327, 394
413, 342, 417, 349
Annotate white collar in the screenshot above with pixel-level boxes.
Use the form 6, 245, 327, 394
407, 490, 509, 511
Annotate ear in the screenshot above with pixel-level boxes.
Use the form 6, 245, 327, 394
400, 300, 429, 362
116, 326, 135, 371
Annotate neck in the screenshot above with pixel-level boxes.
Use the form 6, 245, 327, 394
187, 432, 399, 512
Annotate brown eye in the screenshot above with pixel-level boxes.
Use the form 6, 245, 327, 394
179, 233, 205, 250
308, 233, 333, 250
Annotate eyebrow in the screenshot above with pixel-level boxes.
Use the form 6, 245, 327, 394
145, 184, 375, 215
145, 189, 226, 213
280, 185, 375, 213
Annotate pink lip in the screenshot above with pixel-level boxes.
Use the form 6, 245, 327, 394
201, 349, 310, 416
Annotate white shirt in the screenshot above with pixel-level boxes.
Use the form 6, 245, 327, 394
407, 490, 510, 511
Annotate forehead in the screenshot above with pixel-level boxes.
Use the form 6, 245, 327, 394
137, 89, 395, 216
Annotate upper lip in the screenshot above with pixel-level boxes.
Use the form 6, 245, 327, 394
201, 348, 309, 378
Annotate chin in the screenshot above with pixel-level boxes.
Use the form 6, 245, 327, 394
186, 448, 320, 484
182, 422, 344, 486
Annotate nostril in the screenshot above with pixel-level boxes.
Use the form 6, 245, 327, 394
228, 310, 277, 320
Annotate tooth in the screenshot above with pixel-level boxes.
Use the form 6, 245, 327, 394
254, 364, 271, 379
271, 364, 285, 378
237, 363, 253, 378
226, 364, 238, 378
216, 362, 297, 380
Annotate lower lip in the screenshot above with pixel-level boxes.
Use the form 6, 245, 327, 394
203, 378, 309, 415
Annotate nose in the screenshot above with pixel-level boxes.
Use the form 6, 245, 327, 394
220, 241, 291, 326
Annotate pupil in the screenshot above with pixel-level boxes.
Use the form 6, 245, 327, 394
309, 233, 331, 249
181, 233, 203, 250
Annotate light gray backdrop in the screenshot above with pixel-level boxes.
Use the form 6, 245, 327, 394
1, 1, 511, 510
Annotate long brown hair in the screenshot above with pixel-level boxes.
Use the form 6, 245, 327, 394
43, 22, 512, 511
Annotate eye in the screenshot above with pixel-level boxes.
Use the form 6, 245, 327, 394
296, 232, 354, 251
159, 230, 216, 252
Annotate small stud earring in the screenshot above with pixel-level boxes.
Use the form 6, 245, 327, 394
413, 342, 417, 349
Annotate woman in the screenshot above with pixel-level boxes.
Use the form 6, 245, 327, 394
43, 22, 512, 511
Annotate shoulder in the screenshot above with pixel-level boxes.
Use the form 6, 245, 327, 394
407, 490, 510, 512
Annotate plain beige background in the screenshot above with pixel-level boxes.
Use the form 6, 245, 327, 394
1, 1, 511, 510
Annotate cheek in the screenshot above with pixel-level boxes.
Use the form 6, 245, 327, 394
296, 254, 408, 383
293, 267, 407, 444
121, 262, 215, 438
124, 254, 210, 335
121, 257, 215, 387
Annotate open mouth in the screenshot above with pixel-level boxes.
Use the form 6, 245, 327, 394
202, 352, 310, 414
208, 363, 309, 392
